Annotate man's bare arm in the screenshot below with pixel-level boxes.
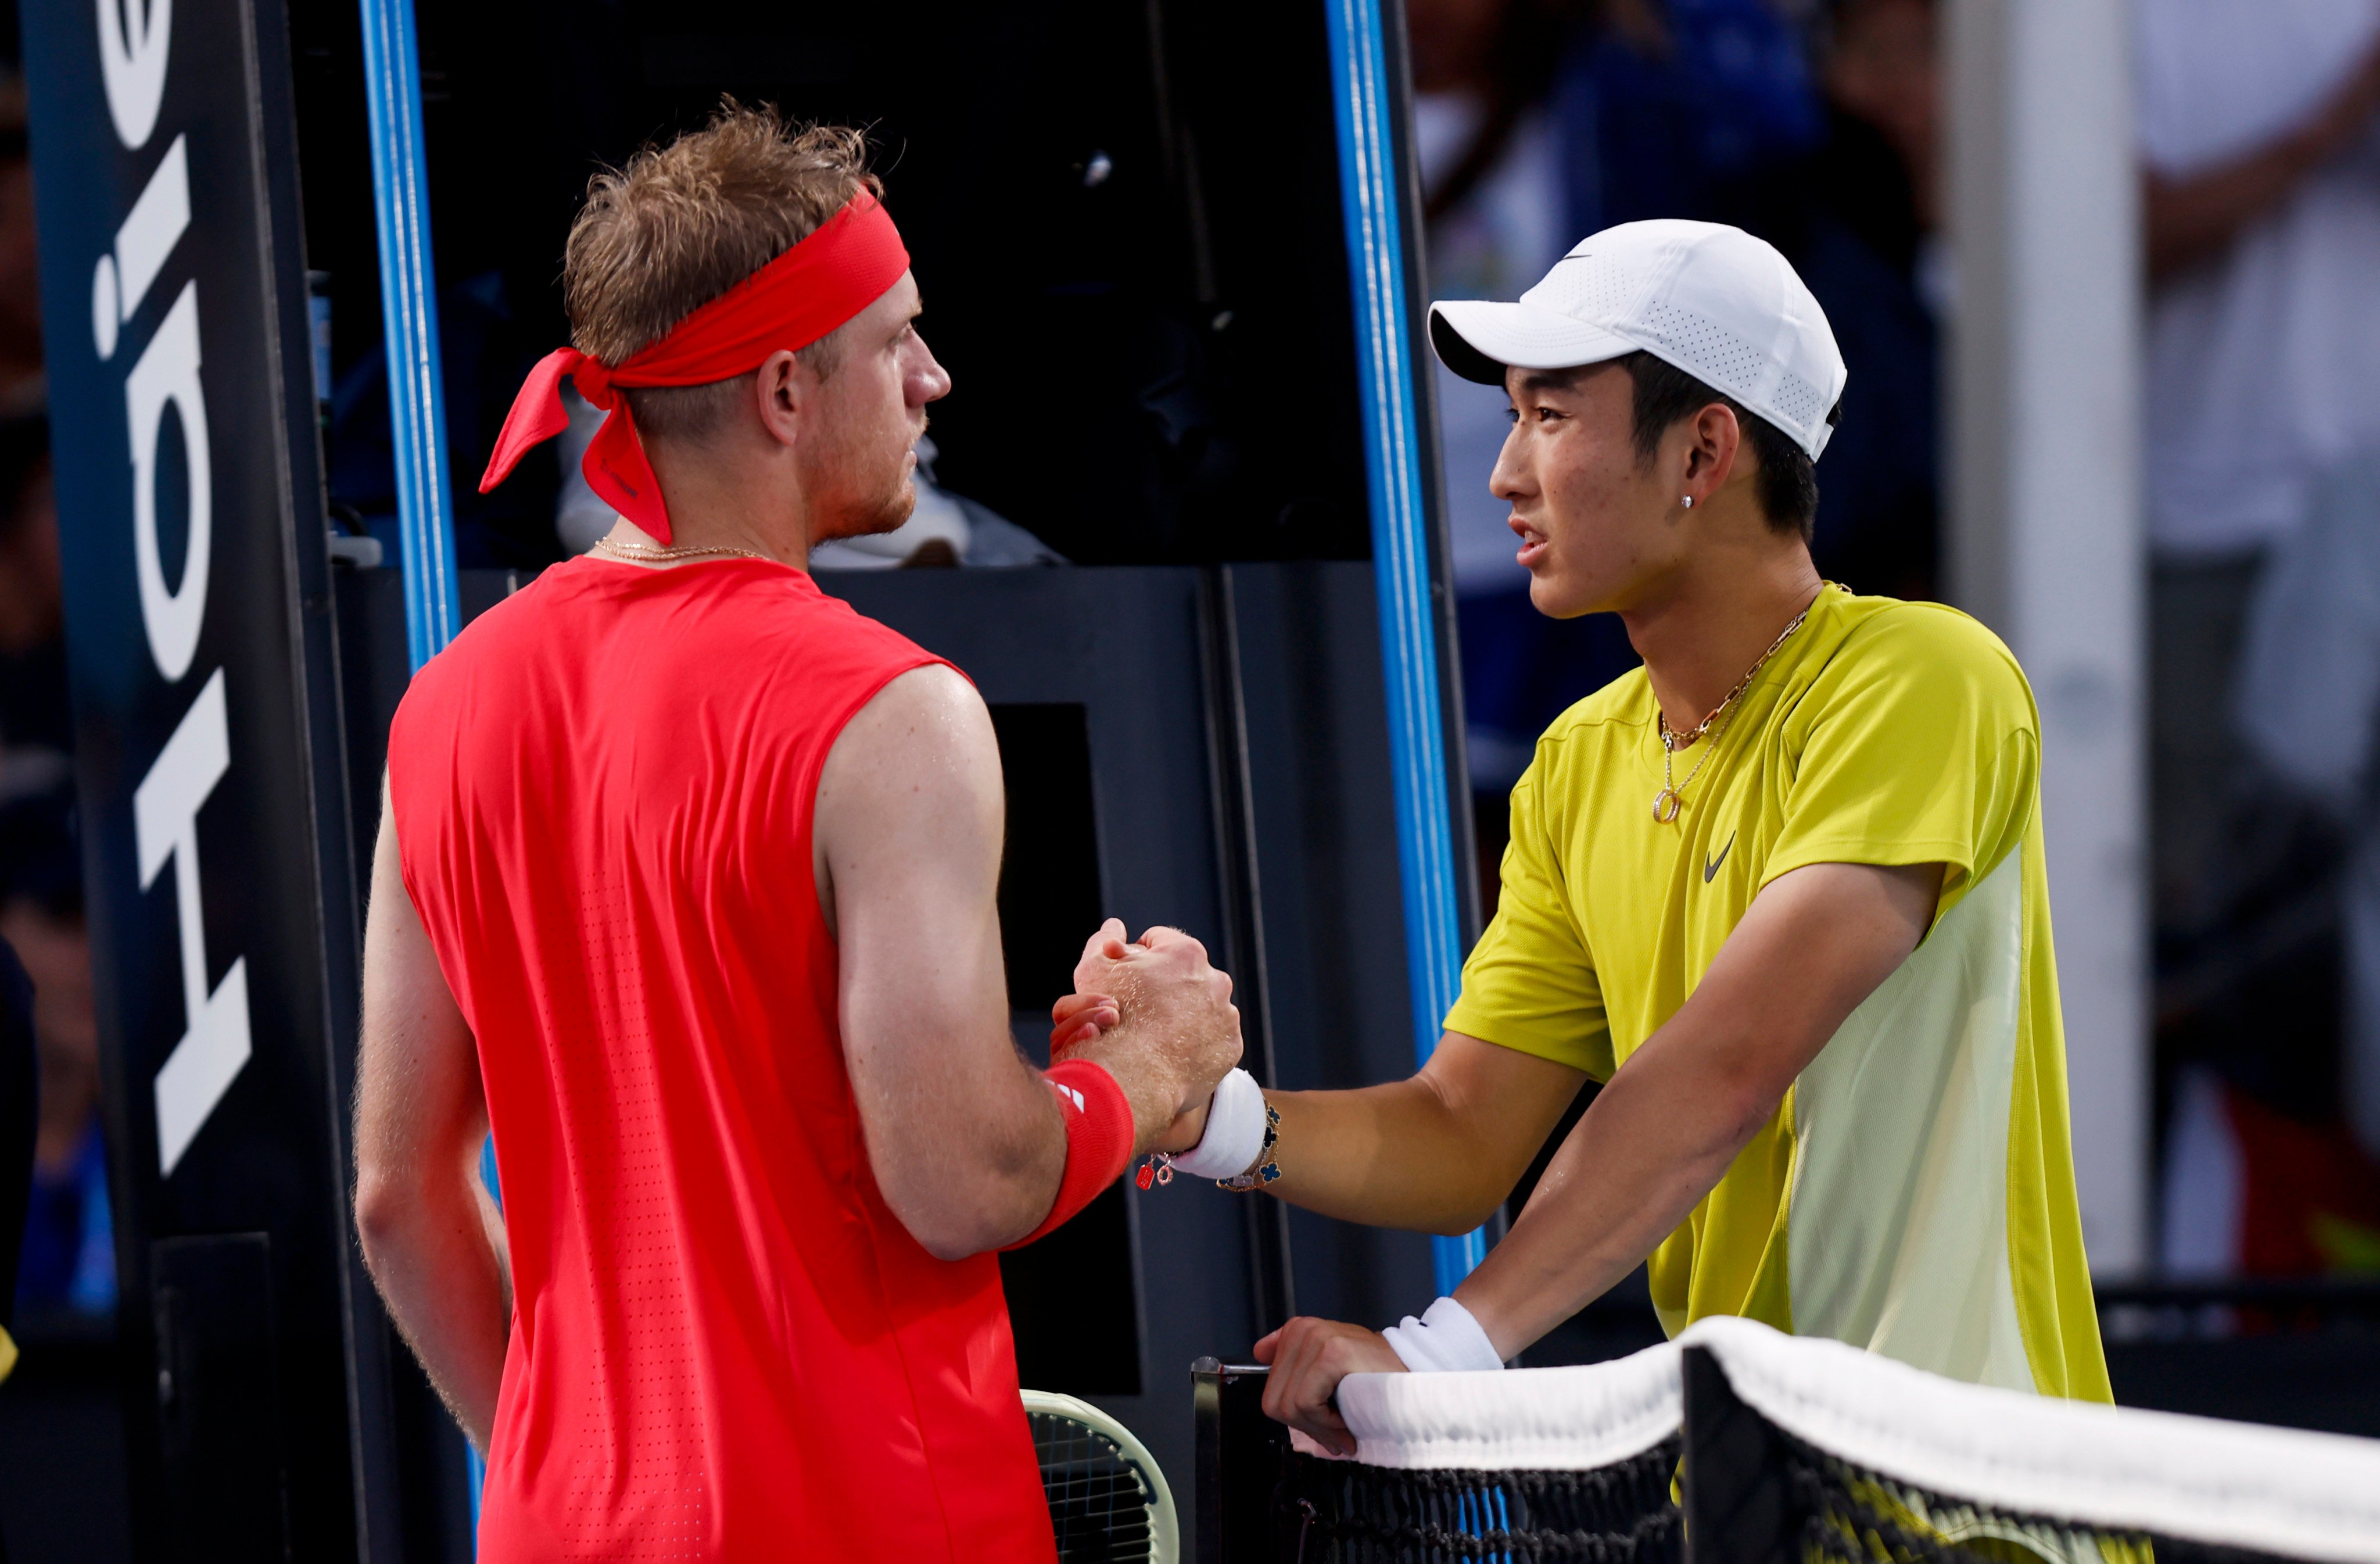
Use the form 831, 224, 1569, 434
1453, 859, 1940, 1353
1254, 1037, 1590, 1235
816, 665, 1239, 1260
1256, 860, 1940, 1450
353, 783, 510, 1451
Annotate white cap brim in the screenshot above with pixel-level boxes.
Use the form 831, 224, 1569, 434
1428, 300, 1637, 386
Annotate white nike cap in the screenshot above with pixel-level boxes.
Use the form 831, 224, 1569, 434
1429, 219, 1848, 461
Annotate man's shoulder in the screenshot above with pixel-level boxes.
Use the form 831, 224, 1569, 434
1816, 595, 2034, 722
390, 564, 570, 720
1833, 593, 2013, 661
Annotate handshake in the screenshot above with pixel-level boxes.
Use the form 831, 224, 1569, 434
1045, 918, 1246, 1159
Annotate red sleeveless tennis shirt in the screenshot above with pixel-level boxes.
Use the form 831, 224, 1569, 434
388, 556, 1056, 1561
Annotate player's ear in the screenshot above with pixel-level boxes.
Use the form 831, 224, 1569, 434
1686, 401, 1741, 484
754, 349, 806, 448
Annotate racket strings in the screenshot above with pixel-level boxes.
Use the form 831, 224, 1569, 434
1030, 1410, 1158, 1562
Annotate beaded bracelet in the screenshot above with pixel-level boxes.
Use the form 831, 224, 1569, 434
1217, 1100, 1282, 1191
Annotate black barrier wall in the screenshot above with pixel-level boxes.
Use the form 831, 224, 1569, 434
21, 0, 392, 1556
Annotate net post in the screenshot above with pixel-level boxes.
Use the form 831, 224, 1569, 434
1682, 1344, 1793, 1564
1193, 1359, 1285, 1563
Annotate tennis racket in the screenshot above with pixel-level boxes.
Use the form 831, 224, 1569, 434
1021, 1389, 1180, 1564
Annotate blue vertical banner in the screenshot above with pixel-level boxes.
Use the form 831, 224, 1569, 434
357, 0, 462, 671
1321, 0, 1486, 1294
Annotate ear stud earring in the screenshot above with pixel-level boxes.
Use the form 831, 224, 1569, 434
1682, 496, 1695, 509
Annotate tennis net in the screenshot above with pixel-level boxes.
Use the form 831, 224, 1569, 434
1195, 1318, 2380, 1564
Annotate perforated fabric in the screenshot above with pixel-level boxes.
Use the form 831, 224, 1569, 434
390, 557, 1057, 1562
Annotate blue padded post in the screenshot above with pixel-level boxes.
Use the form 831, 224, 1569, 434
1322, 0, 1486, 1294
357, 0, 461, 672
357, 0, 478, 1527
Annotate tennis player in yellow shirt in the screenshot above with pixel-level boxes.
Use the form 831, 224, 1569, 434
1063, 219, 2112, 1452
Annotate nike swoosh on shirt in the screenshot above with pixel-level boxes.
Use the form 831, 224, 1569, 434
1705, 832, 1735, 883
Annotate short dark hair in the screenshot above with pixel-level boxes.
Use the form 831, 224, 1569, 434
1615, 351, 1820, 543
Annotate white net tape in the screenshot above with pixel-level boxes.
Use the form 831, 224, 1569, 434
1324, 1318, 2380, 1564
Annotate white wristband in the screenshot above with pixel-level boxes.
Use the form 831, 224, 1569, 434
1380, 1297, 1504, 1373
1166, 1068, 1267, 1179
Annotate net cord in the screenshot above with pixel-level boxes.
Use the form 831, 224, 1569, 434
1681, 1315, 2380, 1564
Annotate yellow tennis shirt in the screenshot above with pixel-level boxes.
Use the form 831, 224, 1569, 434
1445, 584, 2110, 1401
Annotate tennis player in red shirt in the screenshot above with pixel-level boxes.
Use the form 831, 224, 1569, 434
350, 108, 1241, 1561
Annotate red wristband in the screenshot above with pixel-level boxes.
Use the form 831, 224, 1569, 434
1008, 1060, 1135, 1248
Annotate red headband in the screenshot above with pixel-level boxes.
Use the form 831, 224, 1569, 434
479, 189, 910, 543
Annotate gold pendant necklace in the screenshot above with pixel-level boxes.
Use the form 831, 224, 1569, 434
1651, 589, 1827, 824
592, 535, 773, 564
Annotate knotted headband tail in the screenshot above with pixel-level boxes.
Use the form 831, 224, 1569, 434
482, 348, 584, 493
478, 189, 911, 543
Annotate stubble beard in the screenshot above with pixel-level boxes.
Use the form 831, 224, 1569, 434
837, 474, 915, 541
804, 427, 920, 544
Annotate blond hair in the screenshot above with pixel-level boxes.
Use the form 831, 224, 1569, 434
562, 104, 880, 439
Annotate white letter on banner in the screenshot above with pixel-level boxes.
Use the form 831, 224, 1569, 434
95, 0, 173, 151
126, 281, 210, 682
135, 668, 249, 1174
113, 135, 188, 324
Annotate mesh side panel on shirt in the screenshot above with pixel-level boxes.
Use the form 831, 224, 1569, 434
1270, 1435, 1684, 1563
1782, 1434, 2304, 1564
551, 867, 710, 1554
1031, 1411, 1156, 1563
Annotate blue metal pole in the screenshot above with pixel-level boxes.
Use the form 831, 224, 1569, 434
356, 0, 478, 1528
357, 0, 461, 673
1322, 0, 1486, 1296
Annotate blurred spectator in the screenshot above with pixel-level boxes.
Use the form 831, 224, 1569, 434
0, 413, 109, 1318
0, 62, 106, 1318
1, 936, 34, 1377
1751, 0, 1944, 599
1410, 0, 1616, 799
0, 416, 64, 763
0, 77, 42, 420
2137, 0, 2380, 1275
0, 792, 107, 1317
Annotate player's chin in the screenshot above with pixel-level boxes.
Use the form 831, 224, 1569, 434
829, 482, 916, 543
1526, 566, 1593, 621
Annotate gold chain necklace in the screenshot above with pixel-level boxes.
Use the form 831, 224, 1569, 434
592, 535, 774, 564
1651, 590, 1826, 824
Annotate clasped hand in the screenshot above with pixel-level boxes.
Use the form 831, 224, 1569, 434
1051, 919, 1241, 1155
1053, 921, 1404, 1452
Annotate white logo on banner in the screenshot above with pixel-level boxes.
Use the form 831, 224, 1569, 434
91, 0, 249, 1175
